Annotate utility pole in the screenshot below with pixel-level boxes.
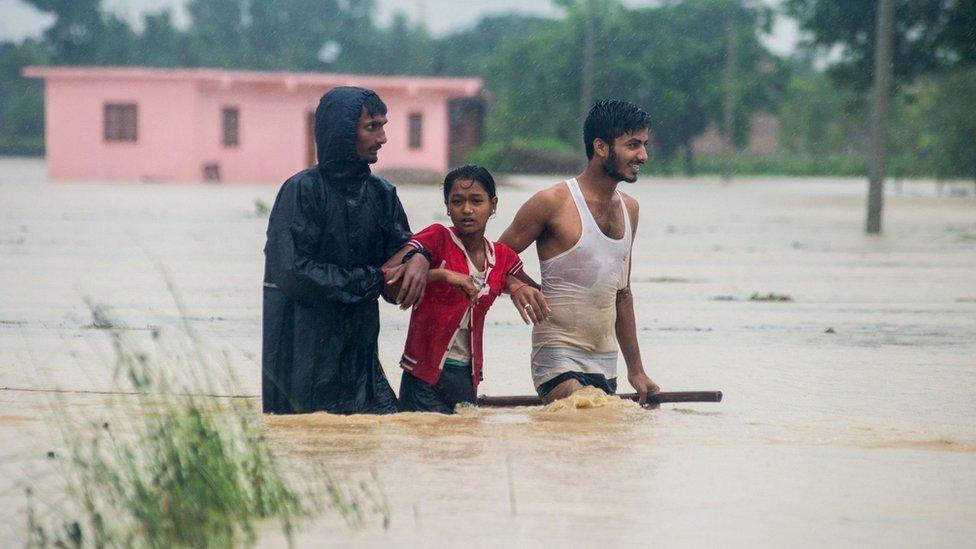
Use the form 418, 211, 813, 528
581, 0, 596, 122
721, 5, 738, 183
867, 0, 894, 234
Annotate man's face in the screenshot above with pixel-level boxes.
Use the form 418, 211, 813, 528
601, 129, 649, 183
355, 107, 388, 164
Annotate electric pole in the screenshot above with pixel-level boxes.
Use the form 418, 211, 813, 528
722, 5, 738, 183
581, 0, 596, 122
867, 0, 894, 234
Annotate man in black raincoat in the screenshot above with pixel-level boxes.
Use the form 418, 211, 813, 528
262, 87, 429, 414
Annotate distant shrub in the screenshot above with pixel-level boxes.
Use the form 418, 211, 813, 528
687, 154, 869, 177
0, 135, 44, 157
465, 137, 583, 175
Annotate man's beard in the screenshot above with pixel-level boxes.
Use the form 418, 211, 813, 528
601, 148, 636, 183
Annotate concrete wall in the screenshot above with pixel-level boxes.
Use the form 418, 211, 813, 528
35, 69, 478, 183
45, 77, 199, 182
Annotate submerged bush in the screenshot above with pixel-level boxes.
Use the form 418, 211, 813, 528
25, 293, 387, 547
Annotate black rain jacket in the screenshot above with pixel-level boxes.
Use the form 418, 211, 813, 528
261, 87, 410, 414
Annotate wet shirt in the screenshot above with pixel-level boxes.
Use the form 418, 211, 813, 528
445, 267, 485, 363
531, 178, 632, 387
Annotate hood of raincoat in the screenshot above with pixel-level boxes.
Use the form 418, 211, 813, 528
314, 86, 377, 181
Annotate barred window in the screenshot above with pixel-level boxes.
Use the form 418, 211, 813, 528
222, 107, 239, 147
408, 113, 422, 149
104, 103, 137, 142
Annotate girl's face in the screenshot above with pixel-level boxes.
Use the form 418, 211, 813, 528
446, 178, 497, 236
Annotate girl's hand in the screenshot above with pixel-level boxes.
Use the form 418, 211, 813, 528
446, 271, 480, 304
510, 284, 550, 325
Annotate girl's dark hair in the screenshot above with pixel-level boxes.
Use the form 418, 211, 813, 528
443, 164, 497, 201
583, 99, 651, 159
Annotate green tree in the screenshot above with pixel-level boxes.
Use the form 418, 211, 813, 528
246, 0, 377, 71
929, 69, 976, 182
23, 0, 139, 65
784, 0, 976, 90
777, 71, 865, 156
785, 0, 976, 182
0, 39, 47, 154
484, 0, 783, 174
183, 0, 249, 67
341, 11, 437, 75
433, 15, 548, 76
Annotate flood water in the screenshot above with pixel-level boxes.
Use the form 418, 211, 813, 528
1, 157, 974, 547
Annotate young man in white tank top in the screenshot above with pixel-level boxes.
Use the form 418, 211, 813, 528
500, 99, 661, 405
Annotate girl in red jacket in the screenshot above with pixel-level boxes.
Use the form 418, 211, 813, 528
383, 165, 548, 413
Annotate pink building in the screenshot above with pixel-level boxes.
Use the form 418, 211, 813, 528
24, 66, 484, 183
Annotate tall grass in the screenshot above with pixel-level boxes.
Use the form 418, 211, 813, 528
24, 288, 388, 547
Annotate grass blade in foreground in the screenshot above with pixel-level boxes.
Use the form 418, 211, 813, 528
24, 299, 386, 547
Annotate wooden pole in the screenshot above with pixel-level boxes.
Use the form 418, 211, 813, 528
581, 0, 596, 122
476, 391, 723, 408
866, 0, 894, 234
722, 5, 738, 183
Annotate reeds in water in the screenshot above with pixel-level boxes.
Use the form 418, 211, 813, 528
25, 294, 386, 547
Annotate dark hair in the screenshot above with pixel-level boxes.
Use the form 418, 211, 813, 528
583, 99, 651, 159
443, 164, 497, 202
362, 91, 387, 117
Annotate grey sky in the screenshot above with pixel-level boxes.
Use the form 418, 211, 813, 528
0, 0, 800, 56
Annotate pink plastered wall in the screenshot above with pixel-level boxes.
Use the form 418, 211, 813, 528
44, 77, 200, 182
193, 82, 313, 183
27, 68, 481, 183
372, 87, 452, 175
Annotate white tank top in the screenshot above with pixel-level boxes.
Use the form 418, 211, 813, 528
532, 178, 632, 360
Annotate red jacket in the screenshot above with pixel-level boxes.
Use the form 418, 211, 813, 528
399, 224, 524, 390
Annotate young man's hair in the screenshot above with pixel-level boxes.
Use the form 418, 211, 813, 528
443, 164, 497, 201
583, 99, 652, 159
362, 91, 388, 117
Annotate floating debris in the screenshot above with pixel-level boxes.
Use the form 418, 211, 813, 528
749, 292, 794, 302
634, 276, 703, 284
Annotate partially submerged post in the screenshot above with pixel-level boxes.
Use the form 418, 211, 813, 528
866, 0, 894, 234
580, 0, 596, 124
722, 6, 738, 184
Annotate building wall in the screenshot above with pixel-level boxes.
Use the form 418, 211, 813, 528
43, 75, 461, 183
692, 112, 781, 157
194, 82, 314, 182
45, 78, 199, 182
373, 88, 451, 175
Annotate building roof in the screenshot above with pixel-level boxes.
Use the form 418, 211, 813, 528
23, 66, 483, 96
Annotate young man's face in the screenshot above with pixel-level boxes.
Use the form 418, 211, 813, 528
355, 107, 388, 164
446, 179, 497, 237
601, 128, 649, 183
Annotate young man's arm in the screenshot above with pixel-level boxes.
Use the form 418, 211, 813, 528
498, 188, 559, 322
614, 194, 660, 405
498, 188, 557, 253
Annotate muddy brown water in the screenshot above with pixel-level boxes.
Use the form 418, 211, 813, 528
1, 158, 974, 547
